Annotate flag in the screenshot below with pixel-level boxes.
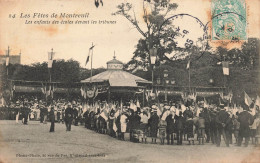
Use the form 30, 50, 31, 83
181, 104, 186, 112
222, 61, 229, 75
85, 45, 95, 66
85, 55, 90, 66
157, 107, 162, 116
48, 52, 55, 60
94, 88, 99, 99
100, 110, 108, 121
89, 45, 95, 50
244, 91, 252, 106
136, 99, 140, 108
80, 87, 84, 97
255, 96, 260, 107
113, 122, 117, 132
5, 57, 9, 66
161, 110, 169, 121
255, 96, 260, 106
203, 98, 209, 108
41, 83, 46, 95
11, 84, 15, 98
186, 60, 190, 69
48, 51, 55, 68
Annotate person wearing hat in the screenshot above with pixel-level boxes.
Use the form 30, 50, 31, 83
73, 104, 79, 126
65, 103, 74, 131
39, 102, 44, 123
120, 112, 128, 141
176, 111, 186, 145
237, 104, 254, 147
165, 111, 174, 145
148, 109, 159, 144
24, 101, 31, 125
254, 112, 260, 146
43, 103, 48, 124
209, 107, 218, 145
215, 104, 231, 147
49, 106, 55, 132
140, 110, 149, 143
15, 101, 21, 124
108, 110, 116, 138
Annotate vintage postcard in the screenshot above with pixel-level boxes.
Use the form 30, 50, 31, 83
0, 0, 259, 163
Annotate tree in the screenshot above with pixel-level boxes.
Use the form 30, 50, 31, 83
113, 0, 178, 71
215, 38, 260, 70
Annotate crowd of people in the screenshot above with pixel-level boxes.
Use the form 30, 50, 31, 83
1, 95, 260, 147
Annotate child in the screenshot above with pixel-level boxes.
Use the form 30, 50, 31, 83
186, 115, 195, 145
139, 111, 148, 143
251, 113, 260, 146
158, 119, 167, 145
232, 113, 240, 144
197, 113, 205, 145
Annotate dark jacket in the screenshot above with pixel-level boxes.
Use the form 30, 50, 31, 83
65, 107, 74, 121
148, 113, 159, 137
176, 115, 185, 130
49, 109, 55, 122
165, 114, 175, 134
216, 109, 231, 128
238, 111, 253, 137
197, 117, 205, 129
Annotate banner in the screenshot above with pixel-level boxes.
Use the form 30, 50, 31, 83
222, 61, 229, 75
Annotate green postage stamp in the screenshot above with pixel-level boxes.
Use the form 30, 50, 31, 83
211, 0, 247, 41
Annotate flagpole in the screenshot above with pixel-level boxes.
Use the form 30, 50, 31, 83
90, 42, 94, 82
6, 46, 10, 77
48, 48, 53, 83
223, 55, 226, 88
188, 54, 191, 93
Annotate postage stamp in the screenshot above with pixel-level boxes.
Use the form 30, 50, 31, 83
211, 0, 247, 41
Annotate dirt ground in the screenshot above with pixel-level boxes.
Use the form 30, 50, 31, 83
0, 120, 259, 163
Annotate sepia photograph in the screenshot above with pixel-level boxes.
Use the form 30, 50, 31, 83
0, 0, 259, 162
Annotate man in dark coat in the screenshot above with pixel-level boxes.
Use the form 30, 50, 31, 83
65, 103, 74, 131
43, 104, 48, 124
83, 110, 90, 129
209, 108, 217, 144
165, 113, 175, 145
176, 112, 185, 145
108, 110, 116, 137
73, 106, 79, 126
128, 111, 141, 142
115, 114, 121, 140
237, 105, 254, 147
40, 105, 44, 123
215, 105, 231, 147
21, 102, 29, 125
49, 106, 55, 132
148, 110, 159, 144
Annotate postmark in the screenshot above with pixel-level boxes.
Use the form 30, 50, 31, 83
159, 14, 207, 61
211, 0, 247, 41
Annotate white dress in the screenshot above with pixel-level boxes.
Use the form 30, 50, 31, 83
120, 114, 127, 133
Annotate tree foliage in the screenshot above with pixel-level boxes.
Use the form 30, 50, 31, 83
113, 0, 178, 71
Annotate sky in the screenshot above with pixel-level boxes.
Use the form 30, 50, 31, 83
0, 0, 259, 68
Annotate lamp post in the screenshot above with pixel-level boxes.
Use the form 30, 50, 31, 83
150, 47, 157, 88
163, 70, 169, 102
